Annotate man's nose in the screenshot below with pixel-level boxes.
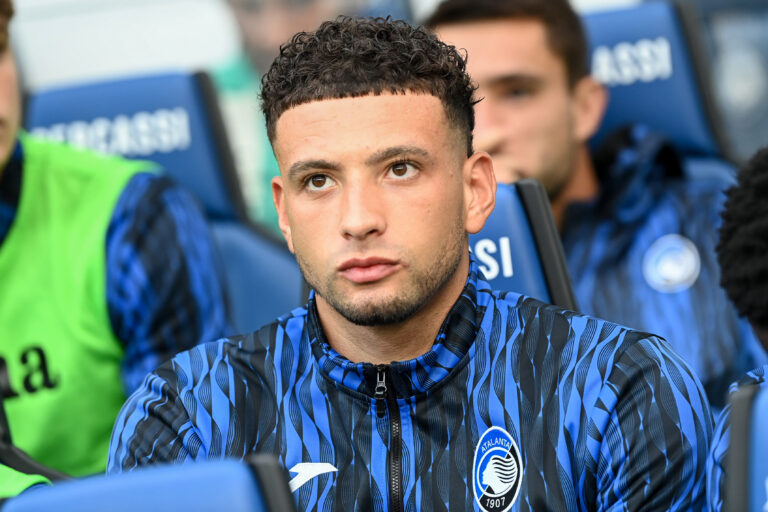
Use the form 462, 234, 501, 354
339, 179, 385, 241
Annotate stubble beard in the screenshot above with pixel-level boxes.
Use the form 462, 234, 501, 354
297, 220, 466, 327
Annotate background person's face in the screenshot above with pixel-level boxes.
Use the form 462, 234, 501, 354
0, 18, 19, 169
228, 0, 354, 73
436, 19, 580, 201
271, 93, 473, 326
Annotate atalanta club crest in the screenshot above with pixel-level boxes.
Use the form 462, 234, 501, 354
473, 426, 523, 512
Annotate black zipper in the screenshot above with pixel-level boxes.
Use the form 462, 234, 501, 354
374, 365, 403, 512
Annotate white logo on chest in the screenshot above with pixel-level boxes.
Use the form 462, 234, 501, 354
288, 462, 337, 492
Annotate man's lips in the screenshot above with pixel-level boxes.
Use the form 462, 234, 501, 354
337, 257, 401, 284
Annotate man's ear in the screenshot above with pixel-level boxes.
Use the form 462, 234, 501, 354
271, 176, 295, 253
463, 151, 496, 235
572, 76, 608, 143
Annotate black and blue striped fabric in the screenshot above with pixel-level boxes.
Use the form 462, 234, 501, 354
706, 365, 768, 512
108, 258, 712, 511
0, 140, 228, 394
562, 125, 767, 411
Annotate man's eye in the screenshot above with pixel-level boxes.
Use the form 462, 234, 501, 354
306, 174, 334, 191
504, 87, 531, 99
388, 162, 417, 179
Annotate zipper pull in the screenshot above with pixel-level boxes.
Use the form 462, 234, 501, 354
374, 365, 387, 418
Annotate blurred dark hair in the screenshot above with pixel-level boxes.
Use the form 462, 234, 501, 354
260, 15, 477, 155
0, 0, 13, 22
424, 0, 589, 88
717, 146, 768, 332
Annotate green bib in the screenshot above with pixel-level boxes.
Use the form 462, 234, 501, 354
0, 465, 50, 499
0, 134, 148, 476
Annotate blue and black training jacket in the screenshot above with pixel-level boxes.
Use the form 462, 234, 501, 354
108, 259, 712, 511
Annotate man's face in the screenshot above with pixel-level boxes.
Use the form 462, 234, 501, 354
272, 93, 485, 326
228, 0, 354, 73
435, 19, 581, 200
0, 17, 20, 168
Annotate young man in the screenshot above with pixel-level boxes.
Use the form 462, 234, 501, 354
426, 0, 764, 410
706, 146, 768, 511
0, 0, 227, 482
109, 16, 711, 511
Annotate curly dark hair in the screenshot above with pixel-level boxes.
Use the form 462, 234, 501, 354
424, 0, 589, 88
260, 16, 477, 156
717, 146, 768, 332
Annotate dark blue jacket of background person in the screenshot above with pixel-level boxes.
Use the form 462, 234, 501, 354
108, 258, 712, 511
562, 125, 766, 411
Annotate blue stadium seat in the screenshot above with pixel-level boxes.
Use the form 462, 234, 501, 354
3, 456, 296, 512
211, 222, 304, 331
583, 1, 736, 168
25, 72, 246, 221
24, 71, 305, 334
725, 383, 768, 512
469, 180, 577, 310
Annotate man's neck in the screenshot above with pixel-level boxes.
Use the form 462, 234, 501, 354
315, 259, 470, 365
550, 145, 600, 231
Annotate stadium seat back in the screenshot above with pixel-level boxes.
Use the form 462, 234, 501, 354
469, 180, 577, 310
583, 1, 732, 161
212, 222, 305, 333
726, 383, 768, 512
3, 456, 296, 512
25, 71, 246, 221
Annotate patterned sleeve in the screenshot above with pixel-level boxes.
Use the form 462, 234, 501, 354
706, 407, 729, 512
107, 341, 232, 474
597, 334, 713, 511
106, 173, 229, 395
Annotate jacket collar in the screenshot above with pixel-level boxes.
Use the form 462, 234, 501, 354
565, 124, 684, 229
308, 257, 485, 398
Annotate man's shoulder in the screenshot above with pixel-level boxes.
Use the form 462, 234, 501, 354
486, 288, 708, 436
485, 287, 671, 360
153, 306, 311, 385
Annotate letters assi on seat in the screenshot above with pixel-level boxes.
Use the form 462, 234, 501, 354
30, 108, 191, 158
591, 37, 673, 87
472, 237, 514, 281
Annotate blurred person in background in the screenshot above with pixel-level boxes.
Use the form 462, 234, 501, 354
0, 0, 227, 493
426, 0, 765, 411
706, 146, 768, 512
215, 0, 363, 237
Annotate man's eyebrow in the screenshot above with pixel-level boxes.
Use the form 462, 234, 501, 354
485, 73, 544, 89
287, 159, 341, 180
363, 146, 430, 166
